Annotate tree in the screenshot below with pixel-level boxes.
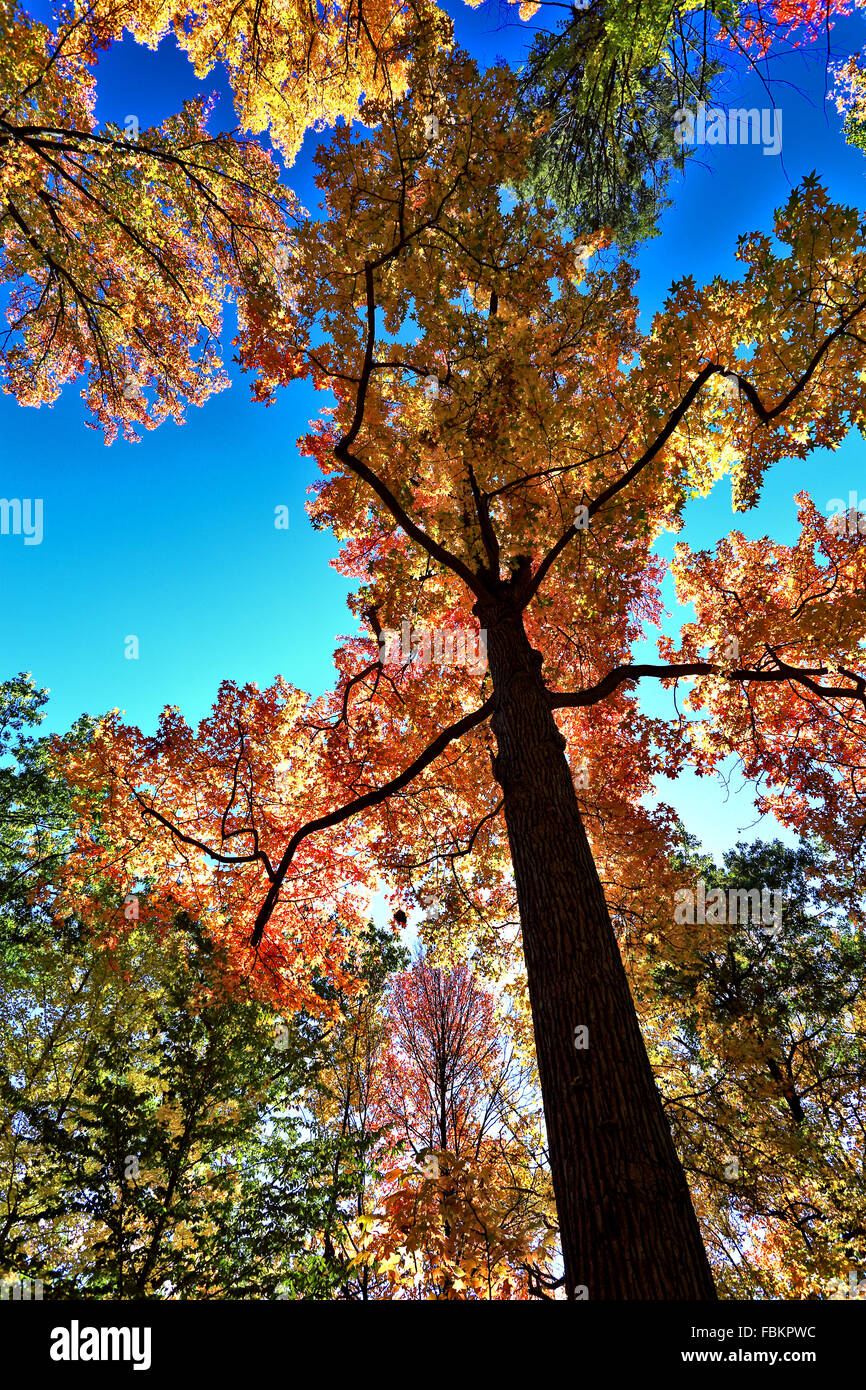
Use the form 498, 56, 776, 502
0, 673, 80, 936
19, 33, 866, 1297
305, 919, 410, 1298
833, 1, 866, 156
515, 0, 716, 244
87, 0, 432, 164
0, 0, 449, 438
0, 687, 360, 1299
1, 915, 357, 1298
635, 837, 866, 1299
349, 951, 556, 1298
514, 0, 852, 243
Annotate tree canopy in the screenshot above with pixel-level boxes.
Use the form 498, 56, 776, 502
2, 0, 866, 1302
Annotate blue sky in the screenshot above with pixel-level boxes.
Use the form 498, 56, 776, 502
2, 1, 864, 859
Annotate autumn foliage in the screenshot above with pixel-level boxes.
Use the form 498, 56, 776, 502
3, 0, 866, 1300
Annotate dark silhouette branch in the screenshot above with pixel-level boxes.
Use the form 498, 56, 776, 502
526, 295, 866, 607
332, 259, 489, 600
548, 660, 866, 709
250, 696, 495, 947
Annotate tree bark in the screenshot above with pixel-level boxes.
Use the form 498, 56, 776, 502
478, 595, 717, 1300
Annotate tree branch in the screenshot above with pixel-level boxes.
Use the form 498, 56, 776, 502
525, 294, 866, 608
548, 659, 866, 709
250, 696, 496, 947
332, 260, 489, 600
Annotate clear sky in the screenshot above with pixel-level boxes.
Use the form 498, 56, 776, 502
2, 1, 864, 861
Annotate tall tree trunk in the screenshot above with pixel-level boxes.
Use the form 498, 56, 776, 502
478, 596, 716, 1300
